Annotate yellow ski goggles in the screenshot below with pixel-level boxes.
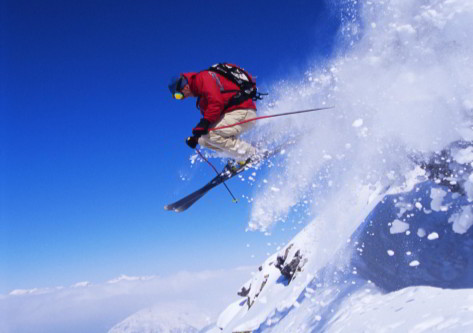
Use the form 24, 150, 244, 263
173, 91, 184, 100
169, 76, 188, 100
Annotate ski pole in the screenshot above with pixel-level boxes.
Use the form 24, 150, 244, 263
209, 106, 334, 132
195, 148, 238, 203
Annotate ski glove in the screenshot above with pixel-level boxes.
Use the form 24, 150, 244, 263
192, 118, 211, 138
186, 136, 199, 149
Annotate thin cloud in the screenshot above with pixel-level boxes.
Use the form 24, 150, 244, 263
0, 267, 253, 333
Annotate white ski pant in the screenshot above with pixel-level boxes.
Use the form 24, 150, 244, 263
198, 108, 258, 159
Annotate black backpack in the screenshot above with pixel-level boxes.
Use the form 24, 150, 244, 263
207, 63, 266, 110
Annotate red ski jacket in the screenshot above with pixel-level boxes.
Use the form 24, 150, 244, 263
181, 70, 257, 123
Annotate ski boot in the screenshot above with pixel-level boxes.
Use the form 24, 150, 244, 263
225, 158, 251, 173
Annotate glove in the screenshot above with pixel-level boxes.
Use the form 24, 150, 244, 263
192, 118, 211, 138
186, 136, 199, 149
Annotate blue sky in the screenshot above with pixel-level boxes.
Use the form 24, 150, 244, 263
1, 0, 340, 292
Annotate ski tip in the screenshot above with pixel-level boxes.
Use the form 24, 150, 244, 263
164, 205, 184, 213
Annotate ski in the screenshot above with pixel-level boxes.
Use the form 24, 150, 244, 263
164, 168, 240, 212
164, 156, 260, 212
164, 137, 299, 212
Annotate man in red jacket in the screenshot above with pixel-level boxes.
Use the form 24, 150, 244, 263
169, 64, 260, 161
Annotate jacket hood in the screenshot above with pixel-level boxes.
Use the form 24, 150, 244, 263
181, 72, 197, 83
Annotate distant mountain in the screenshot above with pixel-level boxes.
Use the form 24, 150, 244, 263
108, 305, 209, 333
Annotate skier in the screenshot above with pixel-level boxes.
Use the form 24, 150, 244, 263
168, 63, 261, 161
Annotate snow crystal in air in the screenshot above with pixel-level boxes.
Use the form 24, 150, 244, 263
427, 232, 439, 240
189, 154, 198, 165
387, 250, 395, 256
352, 119, 363, 127
417, 228, 426, 237
390, 220, 409, 234
448, 205, 473, 234
409, 260, 420, 267
430, 188, 447, 212
395, 201, 414, 218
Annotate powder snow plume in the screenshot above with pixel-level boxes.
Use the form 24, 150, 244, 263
249, 0, 473, 232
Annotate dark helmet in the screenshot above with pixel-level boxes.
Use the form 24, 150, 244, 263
168, 75, 188, 98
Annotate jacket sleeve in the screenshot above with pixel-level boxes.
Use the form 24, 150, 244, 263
194, 72, 225, 123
